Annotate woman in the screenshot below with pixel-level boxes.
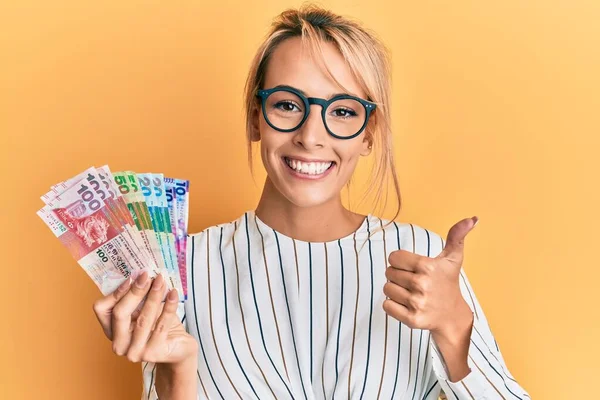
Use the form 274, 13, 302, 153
93, 5, 530, 399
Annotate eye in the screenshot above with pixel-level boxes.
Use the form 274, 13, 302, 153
274, 101, 302, 112
330, 107, 358, 119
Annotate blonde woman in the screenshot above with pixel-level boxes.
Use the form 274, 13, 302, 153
92, 5, 530, 399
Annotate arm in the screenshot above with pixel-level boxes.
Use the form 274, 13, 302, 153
384, 219, 531, 399
429, 265, 531, 399
431, 299, 473, 383
155, 356, 198, 400
142, 302, 199, 400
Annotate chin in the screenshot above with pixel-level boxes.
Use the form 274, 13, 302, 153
280, 187, 335, 209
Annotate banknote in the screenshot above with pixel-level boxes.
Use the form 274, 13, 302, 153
41, 179, 148, 294
137, 173, 183, 299
165, 177, 189, 299
164, 180, 185, 297
41, 166, 97, 203
37, 206, 130, 294
164, 182, 180, 266
112, 171, 165, 273
150, 174, 184, 298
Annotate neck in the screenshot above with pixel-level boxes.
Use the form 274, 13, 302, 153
254, 177, 366, 242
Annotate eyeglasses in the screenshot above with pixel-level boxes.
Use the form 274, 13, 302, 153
256, 86, 377, 140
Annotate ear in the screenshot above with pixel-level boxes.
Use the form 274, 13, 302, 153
360, 113, 376, 156
360, 136, 373, 156
249, 103, 261, 142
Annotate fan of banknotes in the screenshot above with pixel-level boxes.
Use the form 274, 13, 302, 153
37, 165, 189, 301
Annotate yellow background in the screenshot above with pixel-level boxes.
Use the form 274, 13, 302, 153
1, 1, 598, 399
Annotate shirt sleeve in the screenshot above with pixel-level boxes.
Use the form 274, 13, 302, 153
141, 302, 191, 400
428, 265, 531, 399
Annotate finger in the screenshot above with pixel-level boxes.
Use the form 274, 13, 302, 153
383, 281, 410, 307
126, 274, 167, 362
388, 249, 422, 272
382, 298, 411, 325
92, 277, 132, 339
438, 216, 478, 263
145, 289, 179, 362
111, 271, 152, 355
131, 308, 142, 322
385, 266, 416, 291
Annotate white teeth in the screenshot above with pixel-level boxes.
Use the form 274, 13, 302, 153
285, 158, 333, 175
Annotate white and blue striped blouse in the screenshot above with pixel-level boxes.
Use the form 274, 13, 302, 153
142, 210, 530, 399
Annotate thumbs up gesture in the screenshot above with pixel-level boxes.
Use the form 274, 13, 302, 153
383, 216, 478, 338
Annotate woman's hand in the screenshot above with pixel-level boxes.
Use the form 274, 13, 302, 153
92, 270, 198, 366
382, 216, 478, 339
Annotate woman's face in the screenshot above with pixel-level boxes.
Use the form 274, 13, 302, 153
252, 36, 373, 209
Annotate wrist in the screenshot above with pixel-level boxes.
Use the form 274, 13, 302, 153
432, 301, 474, 345
430, 302, 473, 383
158, 355, 198, 377
155, 356, 198, 400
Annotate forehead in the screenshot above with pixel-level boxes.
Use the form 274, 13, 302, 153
263, 36, 366, 99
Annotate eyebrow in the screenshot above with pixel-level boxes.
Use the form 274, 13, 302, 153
273, 84, 359, 100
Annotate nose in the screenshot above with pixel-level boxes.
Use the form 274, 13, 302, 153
292, 104, 327, 149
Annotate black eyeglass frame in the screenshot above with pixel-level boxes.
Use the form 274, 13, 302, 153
256, 86, 377, 140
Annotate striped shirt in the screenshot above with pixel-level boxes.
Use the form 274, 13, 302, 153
142, 211, 530, 399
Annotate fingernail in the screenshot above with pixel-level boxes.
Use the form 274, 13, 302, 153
472, 216, 479, 227
135, 271, 149, 288
117, 277, 132, 292
167, 289, 178, 302
151, 274, 164, 291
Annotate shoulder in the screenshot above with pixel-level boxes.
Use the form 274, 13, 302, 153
188, 211, 249, 239
368, 215, 446, 258
184, 212, 252, 273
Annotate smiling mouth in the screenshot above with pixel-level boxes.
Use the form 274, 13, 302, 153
283, 157, 336, 176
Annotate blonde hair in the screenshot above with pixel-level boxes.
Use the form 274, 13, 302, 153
243, 4, 402, 226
